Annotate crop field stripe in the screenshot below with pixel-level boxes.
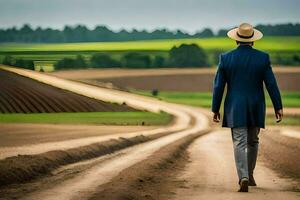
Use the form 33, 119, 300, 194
1, 88, 28, 113
10, 86, 41, 113
0, 94, 12, 113
21, 86, 51, 113
27, 88, 60, 112
7, 86, 36, 113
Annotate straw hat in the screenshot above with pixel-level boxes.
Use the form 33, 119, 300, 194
227, 23, 263, 42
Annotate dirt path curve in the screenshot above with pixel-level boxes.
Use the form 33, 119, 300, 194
173, 130, 300, 200
19, 105, 209, 200
0, 66, 209, 200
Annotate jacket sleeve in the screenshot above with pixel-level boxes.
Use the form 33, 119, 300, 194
212, 54, 226, 113
263, 54, 283, 111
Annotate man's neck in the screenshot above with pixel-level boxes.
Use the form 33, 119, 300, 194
238, 44, 252, 46
237, 44, 253, 49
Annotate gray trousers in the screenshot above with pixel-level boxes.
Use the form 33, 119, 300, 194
231, 127, 260, 180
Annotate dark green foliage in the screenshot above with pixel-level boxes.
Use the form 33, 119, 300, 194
2, 55, 14, 66
90, 53, 121, 67
293, 55, 300, 63
2, 55, 34, 70
169, 44, 209, 67
211, 50, 225, 65
54, 55, 87, 69
217, 29, 228, 37
122, 52, 151, 68
256, 23, 300, 36
74, 55, 87, 67
14, 59, 35, 70
1, 23, 298, 43
218, 23, 300, 37
153, 56, 166, 67
194, 28, 214, 37
151, 89, 159, 96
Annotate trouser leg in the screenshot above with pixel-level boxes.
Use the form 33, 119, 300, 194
247, 127, 260, 176
231, 127, 249, 180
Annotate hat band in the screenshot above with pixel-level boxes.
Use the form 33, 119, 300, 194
237, 31, 254, 39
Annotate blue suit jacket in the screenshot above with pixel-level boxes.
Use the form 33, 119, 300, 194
212, 45, 282, 128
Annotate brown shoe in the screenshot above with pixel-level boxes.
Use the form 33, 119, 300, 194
238, 178, 249, 192
249, 174, 257, 186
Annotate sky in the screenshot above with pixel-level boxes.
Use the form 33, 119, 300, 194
0, 0, 299, 33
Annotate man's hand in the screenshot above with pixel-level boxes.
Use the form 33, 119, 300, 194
275, 109, 283, 123
213, 112, 221, 123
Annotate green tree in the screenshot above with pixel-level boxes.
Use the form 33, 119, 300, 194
169, 44, 208, 67
194, 28, 214, 37
14, 59, 35, 70
153, 55, 165, 67
122, 52, 151, 68
2, 56, 34, 70
74, 55, 87, 68
90, 53, 120, 67
54, 55, 87, 70
2, 55, 15, 66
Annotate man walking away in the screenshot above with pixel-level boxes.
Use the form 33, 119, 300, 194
211, 23, 283, 192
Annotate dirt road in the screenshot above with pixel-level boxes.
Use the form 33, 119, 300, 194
173, 130, 299, 200
0, 66, 210, 200
0, 66, 194, 159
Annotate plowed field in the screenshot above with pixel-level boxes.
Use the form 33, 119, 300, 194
0, 69, 135, 113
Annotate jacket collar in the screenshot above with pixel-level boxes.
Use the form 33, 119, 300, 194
237, 45, 253, 50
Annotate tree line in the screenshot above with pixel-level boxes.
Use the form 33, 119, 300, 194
54, 44, 209, 69
2, 44, 209, 70
0, 23, 299, 43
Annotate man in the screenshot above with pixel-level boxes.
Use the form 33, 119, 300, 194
212, 23, 283, 192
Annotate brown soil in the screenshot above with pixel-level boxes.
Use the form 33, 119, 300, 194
51, 68, 300, 92
172, 130, 300, 200
88, 131, 208, 200
0, 123, 156, 147
260, 128, 300, 190
0, 69, 136, 113
49, 68, 217, 80
0, 125, 177, 187
97, 72, 300, 92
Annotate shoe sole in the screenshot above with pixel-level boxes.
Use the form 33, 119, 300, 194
239, 180, 249, 192
248, 182, 257, 186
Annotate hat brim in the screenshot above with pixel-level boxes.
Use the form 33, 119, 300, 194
227, 28, 263, 42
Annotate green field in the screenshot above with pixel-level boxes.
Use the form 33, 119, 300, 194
1, 36, 300, 71
266, 115, 300, 126
133, 90, 300, 125
1, 37, 299, 52
0, 112, 172, 125
134, 90, 300, 108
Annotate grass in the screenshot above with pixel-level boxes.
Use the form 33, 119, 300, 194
0, 112, 172, 126
133, 90, 300, 126
134, 90, 300, 108
266, 115, 300, 126
1, 36, 299, 52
